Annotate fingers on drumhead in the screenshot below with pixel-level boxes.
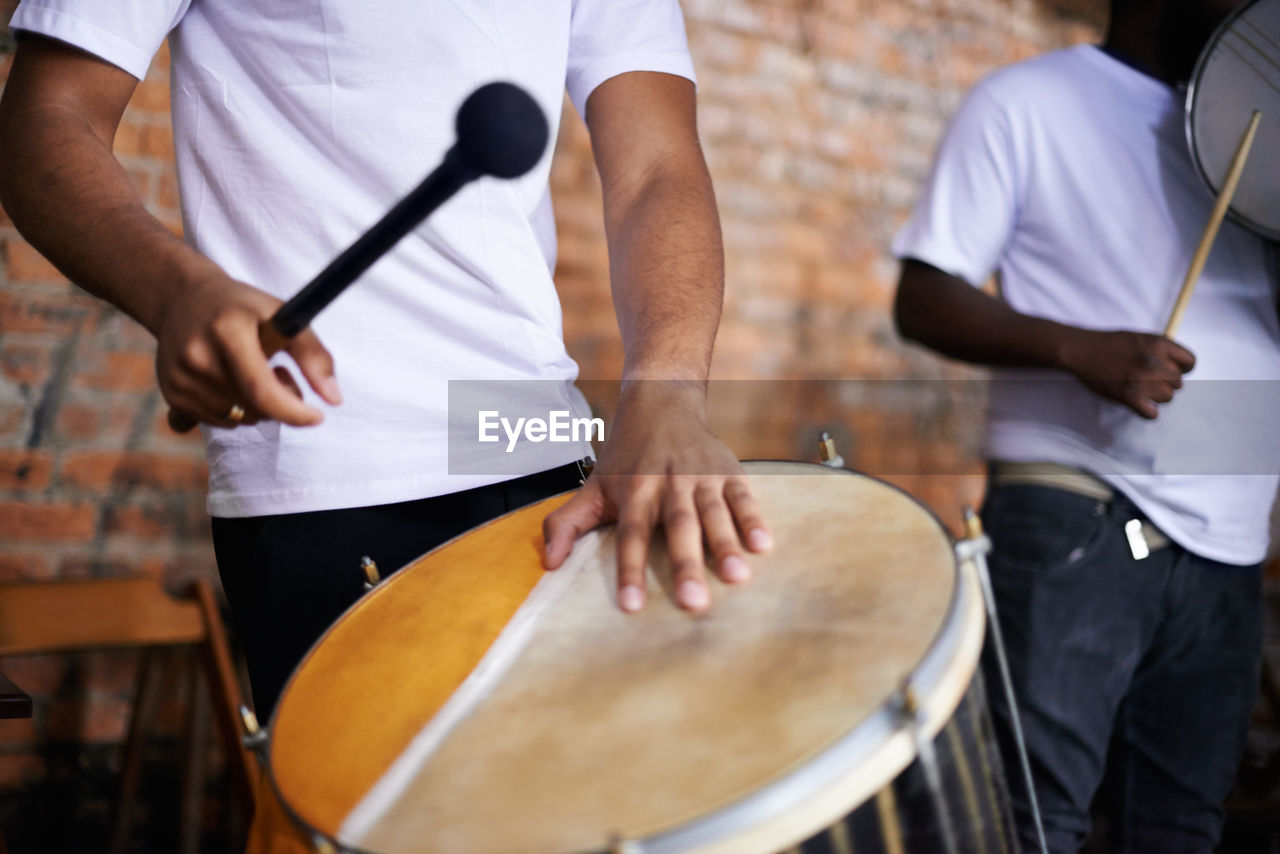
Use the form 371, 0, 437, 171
724, 478, 771, 552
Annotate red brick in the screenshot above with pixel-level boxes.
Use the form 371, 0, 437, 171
83, 650, 142, 697
726, 255, 807, 301
125, 165, 154, 203
161, 211, 185, 237
156, 170, 181, 212
0, 553, 53, 581
55, 554, 138, 580
71, 350, 156, 392
147, 650, 194, 737
61, 451, 208, 492
96, 309, 154, 348
102, 503, 186, 539
0, 449, 54, 491
129, 75, 171, 114
0, 288, 95, 335
1, 656, 68, 696
54, 402, 105, 442
0, 405, 27, 442
2, 240, 63, 282
45, 695, 131, 743
0, 502, 97, 542
0, 752, 47, 788
0, 717, 39, 749
115, 122, 173, 159
111, 120, 145, 157
57, 396, 145, 445
137, 555, 169, 581
0, 341, 51, 386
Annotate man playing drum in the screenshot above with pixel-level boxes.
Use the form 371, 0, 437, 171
892, 0, 1279, 850
0, 0, 771, 722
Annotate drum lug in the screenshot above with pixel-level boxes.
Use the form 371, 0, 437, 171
817, 431, 844, 468
953, 507, 992, 560
312, 836, 352, 854
312, 835, 356, 854
607, 834, 642, 854
361, 556, 382, 591
239, 704, 269, 754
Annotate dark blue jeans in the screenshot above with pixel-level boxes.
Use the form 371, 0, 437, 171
980, 484, 1263, 854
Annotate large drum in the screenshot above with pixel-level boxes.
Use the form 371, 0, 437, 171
261, 462, 1014, 852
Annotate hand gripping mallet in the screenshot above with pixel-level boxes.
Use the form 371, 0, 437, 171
168, 81, 550, 432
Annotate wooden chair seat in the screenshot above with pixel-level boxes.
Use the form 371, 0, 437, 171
0, 575, 257, 853
0, 577, 205, 655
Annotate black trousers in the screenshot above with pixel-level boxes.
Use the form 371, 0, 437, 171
981, 483, 1263, 854
211, 463, 583, 721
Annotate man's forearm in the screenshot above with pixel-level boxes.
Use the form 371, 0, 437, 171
603, 156, 723, 385
0, 43, 219, 335
894, 258, 1082, 370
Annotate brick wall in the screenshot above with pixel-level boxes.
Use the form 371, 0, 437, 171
0, 0, 1113, 846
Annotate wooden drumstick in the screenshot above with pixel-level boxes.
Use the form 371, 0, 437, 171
1164, 109, 1262, 339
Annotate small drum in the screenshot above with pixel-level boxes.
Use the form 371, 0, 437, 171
262, 462, 1014, 852
1186, 0, 1280, 239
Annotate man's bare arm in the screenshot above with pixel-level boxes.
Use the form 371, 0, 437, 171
894, 258, 1195, 419
588, 72, 723, 382
0, 37, 205, 330
0, 36, 339, 427
542, 72, 770, 613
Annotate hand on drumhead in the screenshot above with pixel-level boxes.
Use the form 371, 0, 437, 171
1059, 328, 1195, 420
542, 382, 772, 614
156, 272, 342, 431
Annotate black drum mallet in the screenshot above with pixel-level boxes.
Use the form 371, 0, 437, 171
168, 81, 550, 432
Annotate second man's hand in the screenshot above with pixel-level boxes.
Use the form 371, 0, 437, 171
1057, 328, 1196, 420
542, 381, 772, 614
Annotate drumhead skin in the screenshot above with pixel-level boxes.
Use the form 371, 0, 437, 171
265, 462, 984, 853
1186, 0, 1280, 240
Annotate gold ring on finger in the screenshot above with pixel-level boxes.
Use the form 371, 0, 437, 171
227, 404, 246, 424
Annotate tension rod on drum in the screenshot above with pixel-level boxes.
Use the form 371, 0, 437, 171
238, 706, 352, 854
361, 556, 382, 591
239, 705, 268, 754
891, 681, 960, 854
817, 432, 845, 468
957, 509, 1049, 854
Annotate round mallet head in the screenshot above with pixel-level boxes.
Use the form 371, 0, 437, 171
455, 81, 550, 179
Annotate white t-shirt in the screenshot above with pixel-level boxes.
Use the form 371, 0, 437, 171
11, 0, 696, 516
893, 45, 1280, 566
